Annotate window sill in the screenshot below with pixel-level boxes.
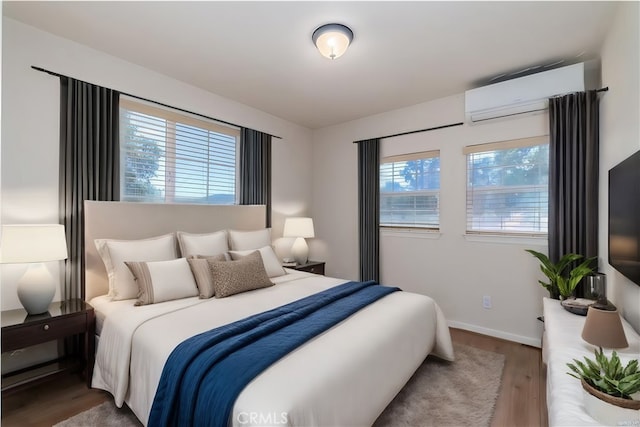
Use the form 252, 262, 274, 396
381, 228, 441, 239
463, 233, 547, 246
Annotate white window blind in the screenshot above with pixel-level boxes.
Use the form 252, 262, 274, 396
465, 136, 549, 236
120, 99, 240, 205
380, 150, 440, 229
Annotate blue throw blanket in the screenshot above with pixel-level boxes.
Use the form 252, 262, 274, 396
148, 280, 399, 427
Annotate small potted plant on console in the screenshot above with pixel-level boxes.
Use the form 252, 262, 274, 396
525, 250, 595, 313
567, 348, 640, 424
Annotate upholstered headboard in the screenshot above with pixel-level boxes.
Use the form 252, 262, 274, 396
83, 201, 266, 301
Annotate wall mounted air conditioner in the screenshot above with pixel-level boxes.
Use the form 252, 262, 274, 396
465, 62, 585, 124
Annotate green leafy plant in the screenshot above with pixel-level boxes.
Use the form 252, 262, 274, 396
525, 250, 595, 298
567, 347, 640, 400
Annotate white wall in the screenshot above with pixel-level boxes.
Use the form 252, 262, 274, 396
599, 2, 640, 332
312, 94, 548, 346
0, 18, 313, 310
311, 2, 640, 344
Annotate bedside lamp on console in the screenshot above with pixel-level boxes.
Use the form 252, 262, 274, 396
0, 224, 68, 315
283, 217, 315, 265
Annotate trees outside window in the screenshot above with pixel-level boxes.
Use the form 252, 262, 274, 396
466, 140, 549, 235
120, 99, 239, 204
380, 151, 440, 229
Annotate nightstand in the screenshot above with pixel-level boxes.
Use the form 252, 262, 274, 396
1, 299, 95, 393
292, 261, 325, 275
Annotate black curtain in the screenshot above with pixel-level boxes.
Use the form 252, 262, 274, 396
548, 90, 599, 296
59, 77, 120, 301
357, 139, 380, 282
239, 128, 272, 227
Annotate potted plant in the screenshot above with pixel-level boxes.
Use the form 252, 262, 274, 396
524, 250, 595, 299
567, 348, 640, 424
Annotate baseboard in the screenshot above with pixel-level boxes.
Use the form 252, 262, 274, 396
448, 320, 542, 348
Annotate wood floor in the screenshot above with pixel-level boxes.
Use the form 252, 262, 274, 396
451, 329, 548, 427
1, 328, 547, 427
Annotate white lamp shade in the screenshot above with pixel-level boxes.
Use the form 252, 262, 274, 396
312, 24, 353, 60
283, 218, 315, 238
0, 224, 68, 263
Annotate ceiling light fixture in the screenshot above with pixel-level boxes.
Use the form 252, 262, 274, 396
312, 23, 353, 60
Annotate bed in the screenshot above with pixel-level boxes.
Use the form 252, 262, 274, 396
85, 201, 455, 426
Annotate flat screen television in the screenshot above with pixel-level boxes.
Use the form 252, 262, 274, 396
608, 149, 640, 286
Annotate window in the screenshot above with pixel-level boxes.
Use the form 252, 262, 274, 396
380, 151, 440, 229
465, 136, 549, 236
120, 98, 239, 204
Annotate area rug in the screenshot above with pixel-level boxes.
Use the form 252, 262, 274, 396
374, 343, 505, 427
55, 343, 504, 427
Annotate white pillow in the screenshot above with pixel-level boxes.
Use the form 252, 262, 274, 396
228, 246, 286, 278
125, 258, 198, 306
95, 233, 177, 300
177, 230, 228, 258
228, 228, 272, 251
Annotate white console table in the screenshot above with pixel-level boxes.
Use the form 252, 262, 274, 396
542, 297, 640, 426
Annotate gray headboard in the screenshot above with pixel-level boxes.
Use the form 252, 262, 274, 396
83, 201, 266, 301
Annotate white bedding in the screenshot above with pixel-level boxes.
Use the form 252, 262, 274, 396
92, 271, 454, 426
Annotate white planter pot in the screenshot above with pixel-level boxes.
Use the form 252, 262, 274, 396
583, 388, 640, 426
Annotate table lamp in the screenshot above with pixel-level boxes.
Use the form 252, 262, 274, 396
283, 217, 315, 265
0, 224, 68, 315
581, 305, 628, 349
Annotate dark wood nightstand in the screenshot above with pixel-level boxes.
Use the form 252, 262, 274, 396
292, 261, 325, 275
1, 299, 95, 394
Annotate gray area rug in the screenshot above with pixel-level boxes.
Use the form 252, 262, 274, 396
374, 343, 505, 427
55, 343, 504, 427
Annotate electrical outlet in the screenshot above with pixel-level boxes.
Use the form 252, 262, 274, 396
482, 295, 492, 309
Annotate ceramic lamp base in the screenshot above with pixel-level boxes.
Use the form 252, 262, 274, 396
291, 237, 309, 265
17, 263, 56, 315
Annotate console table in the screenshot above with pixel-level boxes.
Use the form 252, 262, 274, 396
542, 298, 640, 426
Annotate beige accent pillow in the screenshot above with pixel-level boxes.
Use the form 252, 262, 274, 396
125, 258, 198, 306
95, 233, 177, 300
228, 228, 272, 250
208, 251, 273, 298
187, 254, 226, 298
228, 246, 286, 278
177, 230, 228, 258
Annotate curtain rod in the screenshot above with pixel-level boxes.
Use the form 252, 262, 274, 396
354, 87, 609, 144
31, 65, 283, 140
353, 122, 464, 144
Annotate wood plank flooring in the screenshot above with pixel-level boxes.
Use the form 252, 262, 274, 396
449, 329, 547, 427
1, 328, 547, 427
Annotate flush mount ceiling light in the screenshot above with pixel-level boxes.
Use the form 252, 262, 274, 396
312, 23, 354, 60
